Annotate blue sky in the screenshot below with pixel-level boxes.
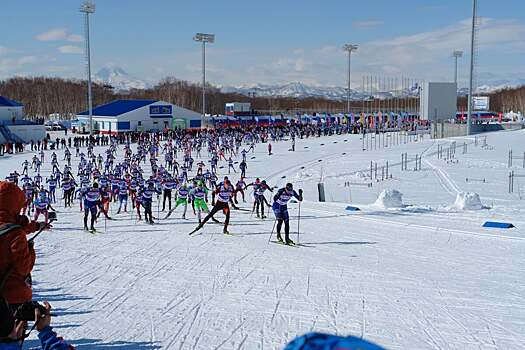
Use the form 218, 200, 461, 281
1, 0, 524, 88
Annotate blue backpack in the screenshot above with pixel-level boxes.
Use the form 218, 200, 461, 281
283, 332, 386, 350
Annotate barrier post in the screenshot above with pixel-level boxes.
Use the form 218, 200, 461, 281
318, 183, 326, 202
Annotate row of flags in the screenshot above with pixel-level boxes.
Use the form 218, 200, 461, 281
230, 112, 416, 127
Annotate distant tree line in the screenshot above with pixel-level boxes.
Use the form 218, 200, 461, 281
0, 76, 523, 119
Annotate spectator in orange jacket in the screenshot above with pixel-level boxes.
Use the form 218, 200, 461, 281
0, 181, 41, 305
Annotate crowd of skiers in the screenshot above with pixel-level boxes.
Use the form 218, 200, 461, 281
0, 124, 310, 349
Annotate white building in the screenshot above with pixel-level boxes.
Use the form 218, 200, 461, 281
76, 100, 204, 134
419, 82, 457, 121
0, 96, 46, 144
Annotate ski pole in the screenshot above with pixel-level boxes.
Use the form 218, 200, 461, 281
268, 219, 277, 244
28, 218, 57, 244
297, 201, 301, 244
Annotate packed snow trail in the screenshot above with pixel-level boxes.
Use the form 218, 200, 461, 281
2, 129, 525, 349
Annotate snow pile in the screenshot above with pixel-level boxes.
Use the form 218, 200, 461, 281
374, 189, 404, 209
296, 170, 316, 181
452, 192, 484, 210
352, 171, 369, 180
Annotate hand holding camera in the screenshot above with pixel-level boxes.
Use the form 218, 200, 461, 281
13, 301, 50, 322
35, 301, 52, 331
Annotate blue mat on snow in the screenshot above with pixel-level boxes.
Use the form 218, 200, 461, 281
483, 221, 514, 229
346, 206, 361, 211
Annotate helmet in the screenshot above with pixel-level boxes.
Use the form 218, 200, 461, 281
285, 183, 293, 191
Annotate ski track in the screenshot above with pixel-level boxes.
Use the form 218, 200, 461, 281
3, 131, 525, 349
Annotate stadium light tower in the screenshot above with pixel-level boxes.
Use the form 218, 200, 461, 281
452, 50, 463, 84
467, 0, 477, 136
343, 44, 358, 114
193, 33, 215, 123
80, 0, 95, 136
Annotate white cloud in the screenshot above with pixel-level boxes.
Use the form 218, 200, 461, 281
58, 45, 83, 54
353, 20, 384, 29
36, 28, 68, 41
36, 28, 83, 42
209, 17, 525, 87
0, 55, 38, 76
351, 17, 525, 81
67, 34, 83, 43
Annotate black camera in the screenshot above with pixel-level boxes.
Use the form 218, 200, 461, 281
48, 211, 57, 221
13, 301, 48, 322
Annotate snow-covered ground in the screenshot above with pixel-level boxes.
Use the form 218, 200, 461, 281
2, 129, 525, 349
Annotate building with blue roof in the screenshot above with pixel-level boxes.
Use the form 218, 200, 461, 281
0, 96, 24, 120
76, 99, 204, 133
0, 96, 46, 144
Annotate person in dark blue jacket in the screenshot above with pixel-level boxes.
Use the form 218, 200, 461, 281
81, 183, 101, 232
0, 301, 73, 350
272, 183, 303, 245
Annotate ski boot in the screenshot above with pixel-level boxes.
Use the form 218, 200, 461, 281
276, 233, 284, 243
285, 236, 295, 246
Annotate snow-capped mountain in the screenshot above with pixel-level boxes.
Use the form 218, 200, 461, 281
94, 65, 150, 91
220, 82, 418, 101
222, 80, 524, 100
221, 82, 365, 101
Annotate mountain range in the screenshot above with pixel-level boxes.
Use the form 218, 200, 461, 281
94, 65, 524, 99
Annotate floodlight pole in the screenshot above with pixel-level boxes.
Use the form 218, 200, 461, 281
81, 1, 95, 137
343, 44, 358, 115
194, 33, 215, 127
467, 0, 477, 136
202, 40, 206, 121
453, 51, 463, 84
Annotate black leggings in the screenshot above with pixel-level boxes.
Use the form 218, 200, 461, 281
143, 201, 153, 222
276, 219, 290, 238
201, 201, 230, 230
163, 189, 172, 210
